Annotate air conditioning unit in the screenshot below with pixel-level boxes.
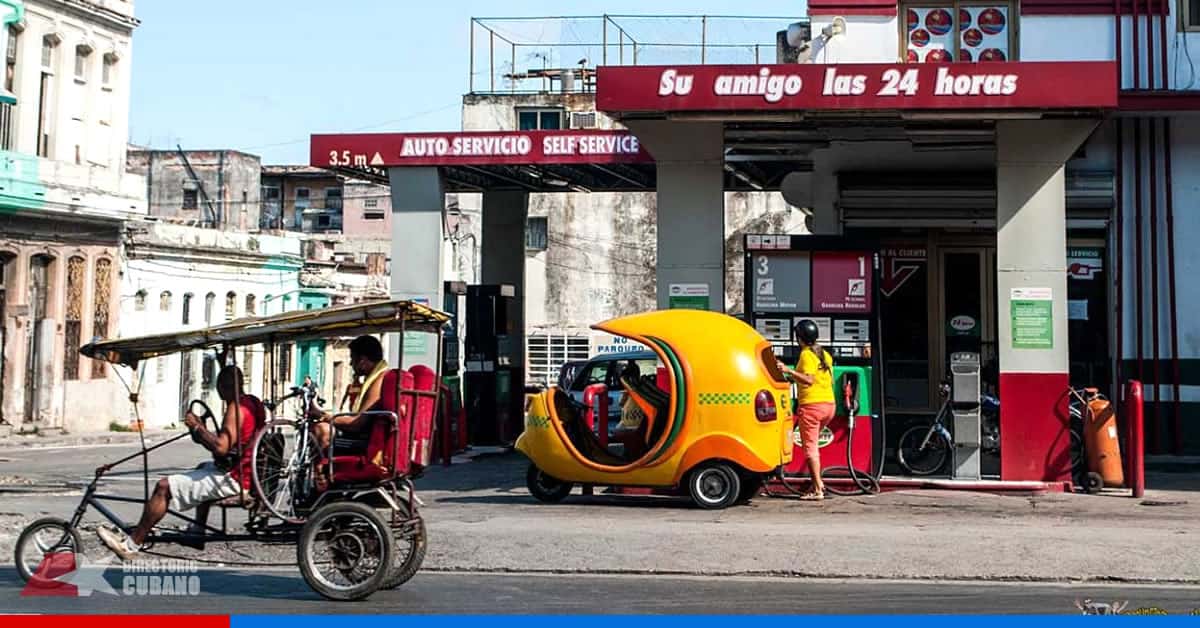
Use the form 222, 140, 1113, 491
570, 111, 598, 129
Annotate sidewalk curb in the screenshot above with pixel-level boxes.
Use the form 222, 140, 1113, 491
0, 430, 177, 450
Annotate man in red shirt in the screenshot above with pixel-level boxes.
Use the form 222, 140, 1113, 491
97, 365, 264, 560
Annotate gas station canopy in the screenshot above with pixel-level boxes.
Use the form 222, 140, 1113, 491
311, 61, 1117, 193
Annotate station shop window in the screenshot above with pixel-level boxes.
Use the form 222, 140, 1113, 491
903, 2, 1015, 63
517, 108, 563, 130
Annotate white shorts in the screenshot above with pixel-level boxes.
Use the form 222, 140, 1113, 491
166, 462, 241, 512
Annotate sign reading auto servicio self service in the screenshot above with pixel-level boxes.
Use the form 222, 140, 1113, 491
313, 130, 653, 168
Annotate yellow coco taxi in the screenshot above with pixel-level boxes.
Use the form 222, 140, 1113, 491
516, 309, 794, 509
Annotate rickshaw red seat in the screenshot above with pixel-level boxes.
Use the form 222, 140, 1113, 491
328, 366, 438, 485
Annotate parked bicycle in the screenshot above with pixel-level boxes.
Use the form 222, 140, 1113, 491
896, 381, 1085, 478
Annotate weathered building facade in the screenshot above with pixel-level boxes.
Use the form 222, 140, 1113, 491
0, 0, 144, 436
119, 222, 303, 428
126, 148, 262, 231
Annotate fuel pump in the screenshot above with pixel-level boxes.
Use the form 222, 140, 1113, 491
744, 234, 887, 497
463, 283, 523, 447
441, 281, 467, 452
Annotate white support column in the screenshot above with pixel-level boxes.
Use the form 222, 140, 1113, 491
627, 120, 726, 312
995, 119, 1098, 482
387, 167, 444, 370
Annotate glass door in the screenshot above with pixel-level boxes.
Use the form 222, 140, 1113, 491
937, 248, 997, 393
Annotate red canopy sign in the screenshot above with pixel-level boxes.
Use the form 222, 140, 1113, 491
310, 130, 653, 168
596, 62, 1117, 112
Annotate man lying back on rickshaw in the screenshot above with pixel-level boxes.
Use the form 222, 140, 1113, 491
306, 335, 407, 491
98, 365, 266, 560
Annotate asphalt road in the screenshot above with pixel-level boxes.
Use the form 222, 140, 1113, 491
3, 568, 1200, 614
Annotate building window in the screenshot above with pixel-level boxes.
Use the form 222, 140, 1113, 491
102, 52, 116, 88
526, 333, 590, 388
64, 256, 85, 380
364, 211, 385, 221
37, 35, 59, 159
904, 3, 1013, 63
204, 292, 215, 325
245, 294, 256, 316
279, 344, 292, 385
325, 188, 343, 211
6, 25, 18, 92
526, 216, 548, 251
92, 258, 113, 378
202, 353, 216, 390
182, 293, 192, 325
41, 35, 56, 69
517, 108, 564, 130
1183, 0, 1200, 30
1, 26, 17, 151
295, 188, 310, 209
134, 289, 147, 311
364, 199, 378, 209
156, 357, 166, 384
242, 348, 253, 393
225, 291, 236, 320
74, 45, 90, 82
182, 188, 198, 210
159, 290, 172, 312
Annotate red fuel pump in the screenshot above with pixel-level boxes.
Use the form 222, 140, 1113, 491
772, 370, 881, 496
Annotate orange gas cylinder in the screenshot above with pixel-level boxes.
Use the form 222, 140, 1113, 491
1082, 390, 1125, 488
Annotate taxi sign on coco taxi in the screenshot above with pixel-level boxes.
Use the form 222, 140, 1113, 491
517, 309, 794, 509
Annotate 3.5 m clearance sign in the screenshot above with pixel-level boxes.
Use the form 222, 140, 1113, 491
597, 61, 1117, 111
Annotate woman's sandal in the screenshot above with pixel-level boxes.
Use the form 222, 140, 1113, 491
799, 490, 825, 501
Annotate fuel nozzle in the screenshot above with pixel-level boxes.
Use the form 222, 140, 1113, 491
841, 373, 860, 428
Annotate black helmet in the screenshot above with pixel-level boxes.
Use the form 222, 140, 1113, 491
794, 319, 819, 345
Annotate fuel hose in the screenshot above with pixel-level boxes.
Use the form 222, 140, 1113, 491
766, 374, 882, 498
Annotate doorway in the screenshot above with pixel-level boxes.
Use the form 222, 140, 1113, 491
935, 247, 997, 395
0, 254, 9, 423
25, 254, 53, 425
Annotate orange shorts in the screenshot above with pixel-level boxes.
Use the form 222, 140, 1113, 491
795, 402, 836, 459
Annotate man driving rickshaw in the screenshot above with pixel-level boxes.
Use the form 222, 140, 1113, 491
97, 365, 265, 560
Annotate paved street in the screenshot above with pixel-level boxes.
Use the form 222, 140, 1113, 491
1, 436, 1198, 592
3, 568, 1200, 614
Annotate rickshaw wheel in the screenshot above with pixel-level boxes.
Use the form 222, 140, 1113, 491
15, 517, 83, 585
526, 463, 573, 503
382, 514, 427, 589
298, 501, 394, 602
687, 461, 742, 510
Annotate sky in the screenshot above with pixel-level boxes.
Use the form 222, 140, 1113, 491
128, 1, 806, 165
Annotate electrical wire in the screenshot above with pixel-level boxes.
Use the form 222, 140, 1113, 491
233, 102, 462, 152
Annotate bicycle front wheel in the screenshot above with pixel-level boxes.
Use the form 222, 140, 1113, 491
251, 419, 313, 524
897, 425, 951, 476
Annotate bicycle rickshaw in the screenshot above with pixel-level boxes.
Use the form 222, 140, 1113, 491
14, 299, 450, 601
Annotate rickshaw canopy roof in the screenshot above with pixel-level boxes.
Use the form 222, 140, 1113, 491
80, 299, 450, 367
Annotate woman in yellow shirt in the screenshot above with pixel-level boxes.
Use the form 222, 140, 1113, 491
777, 319, 835, 500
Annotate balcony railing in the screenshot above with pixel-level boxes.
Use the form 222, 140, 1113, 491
469, 14, 808, 95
